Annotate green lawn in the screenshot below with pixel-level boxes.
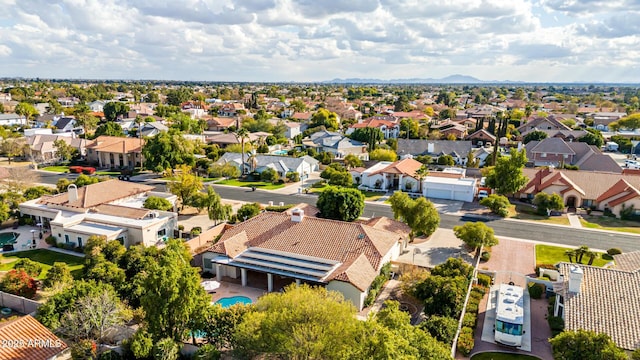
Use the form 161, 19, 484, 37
310, 185, 384, 200
41, 166, 69, 173
216, 179, 285, 190
471, 352, 541, 360
579, 215, 640, 235
510, 204, 570, 226
535, 244, 609, 267
0, 249, 85, 279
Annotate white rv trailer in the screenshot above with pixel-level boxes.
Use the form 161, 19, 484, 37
494, 283, 525, 347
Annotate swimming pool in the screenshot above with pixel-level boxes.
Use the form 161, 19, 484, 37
0, 232, 19, 246
215, 296, 253, 308
271, 150, 288, 156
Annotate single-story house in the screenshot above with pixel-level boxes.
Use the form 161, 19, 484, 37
53, 117, 79, 133
518, 167, 640, 216
555, 252, 640, 351
27, 133, 91, 163
199, 207, 405, 311
356, 158, 423, 193
397, 139, 472, 166
19, 180, 177, 248
304, 130, 369, 160
0, 113, 27, 126
215, 152, 319, 177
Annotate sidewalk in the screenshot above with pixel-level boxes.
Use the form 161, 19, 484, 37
567, 213, 582, 228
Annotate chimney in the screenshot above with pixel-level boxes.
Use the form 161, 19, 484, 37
427, 143, 435, 154
68, 184, 78, 204
568, 265, 583, 294
290, 208, 304, 223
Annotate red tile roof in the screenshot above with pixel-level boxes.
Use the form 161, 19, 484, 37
39, 179, 153, 210
369, 158, 423, 177
0, 315, 68, 360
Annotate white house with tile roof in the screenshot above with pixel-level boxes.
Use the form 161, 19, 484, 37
200, 208, 405, 311
18, 180, 177, 248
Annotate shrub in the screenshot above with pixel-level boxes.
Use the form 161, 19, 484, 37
607, 248, 622, 256
143, 196, 173, 211
237, 203, 262, 221
286, 171, 300, 182
69, 166, 83, 174
548, 315, 565, 337
422, 315, 458, 344
178, 225, 185, 231
457, 326, 474, 356
311, 180, 326, 188
194, 344, 221, 360
98, 350, 123, 360
126, 329, 153, 359
81, 167, 96, 175
260, 168, 279, 183
632, 348, 640, 360
477, 273, 491, 287
191, 226, 202, 236
45, 235, 57, 246
528, 282, 545, 299
462, 312, 477, 328
465, 301, 478, 314
0, 269, 37, 299
479, 194, 511, 217
152, 338, 179, 360
71, 339, 97, 360
471, 286, 486, 297
480, 251, 491, 262
265, 204, 295, 212
13, 259, 43, 277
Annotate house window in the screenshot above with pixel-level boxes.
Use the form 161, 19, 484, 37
77, 237, 83, 248
64, 234, 70, 243
157, 229, 166, 238
541, 153, 547, 157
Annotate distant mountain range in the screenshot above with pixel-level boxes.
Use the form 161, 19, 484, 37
323, 74, 520, 84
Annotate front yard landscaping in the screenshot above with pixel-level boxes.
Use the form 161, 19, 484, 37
579, 215, 640, 235
535, 244, 609, 267
510, 203, 570, 226
0, 249, 84, 279
41, 165, 70, 173
471, 353, 541, 360
216, 179, 286, 190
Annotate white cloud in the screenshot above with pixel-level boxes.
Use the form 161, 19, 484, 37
0, 0, 637, 82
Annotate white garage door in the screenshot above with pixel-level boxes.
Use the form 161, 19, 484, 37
453, 190, 471, 202
426, 188, 452, 200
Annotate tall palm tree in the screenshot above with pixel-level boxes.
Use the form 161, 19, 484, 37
134, 116, 144, 170
564, 249, 575, 263
414, 164, 429, 194
235, 128, 250, 176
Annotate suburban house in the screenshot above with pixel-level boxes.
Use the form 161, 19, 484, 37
139, 122, 169, 137
346, 118, 400, 139
218, 103, 246, 117
304, 130, 369, 160
591, 111, 627, 131
0, 113, 27, 126
554, 253, 640, 351
290, 112, 312, 122
27, 133, 91, 163
356, 158, 424, 192
199, 207, 405, 311
53, 117, 79, 134
85, 136, 144, 169
397, 139, 472, 166
430, 120, 468, 139
215, 153, 319, 178
518, 116, 571, 134
465, 129, 496, 147
19, 180, 177, 248
0, 315, 68, 359
518, 167, 640, 215
207, 132, 270, 148
88, 100, 108, 112
422, 168, 477, 202
207, 117, 239, 131
525, 138, 622, 173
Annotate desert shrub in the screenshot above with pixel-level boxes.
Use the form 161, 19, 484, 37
476, 273, 491, 287
457, 326, 475, 356
0, 269, 37, 299
607, 248, 622, 256
528, 282, 545, 299
480, 251, 491, 262
462, 312, 477, 328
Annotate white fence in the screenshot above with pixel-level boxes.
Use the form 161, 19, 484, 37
0, 291, 40, 315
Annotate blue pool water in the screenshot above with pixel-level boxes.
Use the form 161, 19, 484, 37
272, 150, 288, 155
215, 296, 253, 308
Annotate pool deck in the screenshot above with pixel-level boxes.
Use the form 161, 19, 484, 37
207, 280, 266, 304
0, 226, 51, 253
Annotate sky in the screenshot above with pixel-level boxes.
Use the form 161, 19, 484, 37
0, 0, 639, 83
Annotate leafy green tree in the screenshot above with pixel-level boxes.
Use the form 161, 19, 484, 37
578, 128, 604, 148
479, 194, 511, 217
343, 154, 364, 169
394, 95, 411, 112
43, 262, 74, 291
23, 185, 55, 200
168, 165, 203, 210
94, 122, 125, 138
350, 127, 384, 151
421, 315, 458, 344
431, 257, 473, 278
310, 108, 339, 130
400, 118, 420, 139
316, 186, 365, 222
234, 128, 250, 175
484, 148, 528, 195
615, 113, 640, 130
53, 139, 78, 162
236, 202, 262, 221
194, 303, 249, 350
14, 102, 38, 121
103, 101, 130, 121
437, 154, 455, 166
201, 186, 232, 225
166, 87, 194, 106
369, 148, 397, 161
127, 328, 154, 359
170, 113, 204, 134
75, 113, 99, 136
208, 163, 240, 179
142, 129, 197, 172
13, 258, 43, 277
143, 196, 173, 211
0, 202, 11, 225
453, 222, 499, 252
152, 338, 180, 360
329, 171, 353, 187
260, 168, 279, 183
533, 192, 565, 215
234, 284, 358, 360
415, 275, 468, 318
141, 240, 210, 341
550, 330, 627, 360
388, 192, 439, 238
1, 138, 28, 164
523, 130, 548, 144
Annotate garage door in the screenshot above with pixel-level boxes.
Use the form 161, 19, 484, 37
453, 190, 471, 202
426, 188, 452, 200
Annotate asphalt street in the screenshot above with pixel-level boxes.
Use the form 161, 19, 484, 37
35, 170, 640, 252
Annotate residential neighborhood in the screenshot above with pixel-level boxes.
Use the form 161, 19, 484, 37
0, 79, 639, 360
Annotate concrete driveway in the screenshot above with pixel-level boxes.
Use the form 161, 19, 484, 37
396, 228, 474, 268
